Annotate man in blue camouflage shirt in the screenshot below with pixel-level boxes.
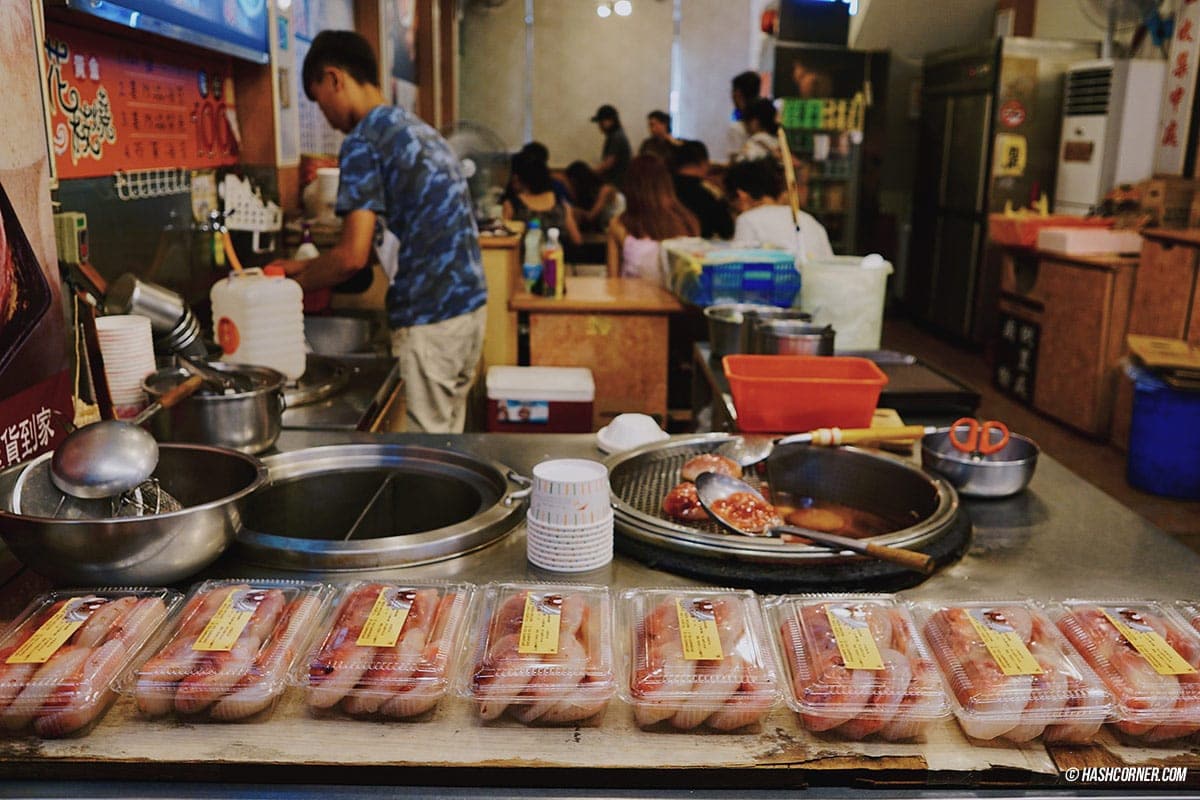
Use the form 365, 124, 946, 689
271, 31, 487, 432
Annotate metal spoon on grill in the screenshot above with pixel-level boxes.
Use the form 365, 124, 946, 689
716, 425, 936, 468
693, 472, 934, 574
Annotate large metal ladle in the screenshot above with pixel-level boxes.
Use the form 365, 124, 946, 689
50, 375, 204, 499
693, 472, 935, 575
716, 425, 936, 468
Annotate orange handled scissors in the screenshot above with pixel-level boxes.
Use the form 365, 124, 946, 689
948, 417, 1010, 457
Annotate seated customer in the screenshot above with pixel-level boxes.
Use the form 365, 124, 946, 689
565, 160, 625, 234
503, 152, 582, 246
502, 141, 570, 208
607, 155, 699, 285
735, 97, 783, 163
672, 140, 733, 240
638, 110, 681, 166
725, 159, 833, 264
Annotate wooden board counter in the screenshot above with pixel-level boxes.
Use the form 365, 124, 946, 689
510, 277, 684, 428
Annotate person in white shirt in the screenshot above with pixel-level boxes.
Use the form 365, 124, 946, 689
725, 158, 834, 265
734, 98, 783, 164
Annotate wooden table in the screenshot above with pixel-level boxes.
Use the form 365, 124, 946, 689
510, 277, 684, 429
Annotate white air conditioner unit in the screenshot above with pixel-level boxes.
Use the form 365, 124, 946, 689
1054, 58, 1166, 216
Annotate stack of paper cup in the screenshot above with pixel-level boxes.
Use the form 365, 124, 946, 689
95, 314, 156, 419
526, 458, 613, 572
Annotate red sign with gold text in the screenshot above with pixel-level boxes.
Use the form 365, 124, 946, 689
44, 23, 239, 179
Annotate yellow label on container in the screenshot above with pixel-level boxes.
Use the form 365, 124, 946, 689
193, 591, 257, 652
6, 598, 98, 665
966, 609, 1042, 677
1104, 608, 1198, 676
826, 605, 883, 671
357, 588, 413, 648
676, 598, 724, 661
518, 593, 562, 655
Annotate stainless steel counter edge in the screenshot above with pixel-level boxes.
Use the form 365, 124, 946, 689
249, 430, 1200, 601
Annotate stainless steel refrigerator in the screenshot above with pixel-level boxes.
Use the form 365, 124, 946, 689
905, 37, 1098, 344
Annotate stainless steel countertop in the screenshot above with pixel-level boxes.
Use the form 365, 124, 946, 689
279, 354, 401, 431
248, 430, 1200, 599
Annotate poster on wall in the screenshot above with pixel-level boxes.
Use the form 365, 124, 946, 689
0, 1, 74, 471
44, 22, 239, 179
384, 0, 419, 111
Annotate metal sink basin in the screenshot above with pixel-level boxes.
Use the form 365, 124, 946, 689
236, 444, 528, 570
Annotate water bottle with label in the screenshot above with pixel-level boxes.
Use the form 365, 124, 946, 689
522, 220, 543, 292
541, 227, 565, 299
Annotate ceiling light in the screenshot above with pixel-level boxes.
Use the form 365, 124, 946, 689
614, 0, 632, 16
597, 3, 611, 18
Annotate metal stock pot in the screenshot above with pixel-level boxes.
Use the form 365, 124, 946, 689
144, 364, 285, 455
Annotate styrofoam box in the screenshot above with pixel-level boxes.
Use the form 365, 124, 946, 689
1036, 227, 1143, 256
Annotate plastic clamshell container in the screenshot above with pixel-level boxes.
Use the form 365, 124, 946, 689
459, 582, 615, 725
764, 594, 948, 741
0, 587, 181, 737
1056, 599, 1200, 742
912, 600, 1114, 744
619, 587, 779, 732
302, 580, 473, 719
125, 579, 331, 722
1177, 601, 1200, 638
722, 355, 887, 433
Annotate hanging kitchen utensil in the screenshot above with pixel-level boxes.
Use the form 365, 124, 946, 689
50, 375, 204, 499
693, 472, 934, 574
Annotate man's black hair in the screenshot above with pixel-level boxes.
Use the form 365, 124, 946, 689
302, 30, 379, 101
675, 139, 709, 168
511, 151, 552, 194
724, 158, 783, 201
747, 97, 778, 134
732, 71, 761, 99
519, 141, 550, 163
647, 110, 671, 131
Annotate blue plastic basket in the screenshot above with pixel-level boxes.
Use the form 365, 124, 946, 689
671, 249, 799, 308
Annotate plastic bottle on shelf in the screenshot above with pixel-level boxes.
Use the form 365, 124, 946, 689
210, 266, 306, 380
523, 219, 547, 293
541, 227, 565, 298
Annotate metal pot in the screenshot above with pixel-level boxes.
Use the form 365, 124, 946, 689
0, 444, 266, 584
144, 364, 285, 454
750, 319, 835, 355
704, 304, 812, 357
921, 428, 1040, 498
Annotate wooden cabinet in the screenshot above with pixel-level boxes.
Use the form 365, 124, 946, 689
996, 250, 1137, 437
1129, 229, 1200, 345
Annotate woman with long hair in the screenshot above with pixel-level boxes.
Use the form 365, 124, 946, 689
607, 155, 699, 284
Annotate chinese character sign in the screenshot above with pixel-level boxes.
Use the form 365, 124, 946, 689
1156, 1, 1200, 175
44, 22, 239, 180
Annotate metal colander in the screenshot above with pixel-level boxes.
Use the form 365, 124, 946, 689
11, 453, 183, 519
605, 433, 965, 566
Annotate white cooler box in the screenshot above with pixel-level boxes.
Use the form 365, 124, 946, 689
485, 366, 595, 433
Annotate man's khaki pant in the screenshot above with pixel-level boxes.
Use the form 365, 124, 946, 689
390, 305, 486, 433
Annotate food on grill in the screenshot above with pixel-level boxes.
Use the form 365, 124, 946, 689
679, 453, 741, 483
708, 491, 779, 534
661, 481, 709, 521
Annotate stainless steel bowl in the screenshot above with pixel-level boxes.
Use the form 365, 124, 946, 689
144, 364, 285, 454
304, 315, 373, 355
0, 444, 266, 584
749, 319, 835, 355
921, 428, 1040, 498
